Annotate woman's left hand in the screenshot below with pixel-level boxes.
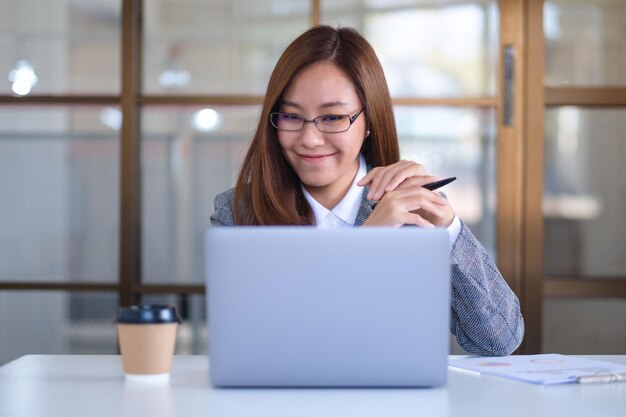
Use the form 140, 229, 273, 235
357, 160, 456, 228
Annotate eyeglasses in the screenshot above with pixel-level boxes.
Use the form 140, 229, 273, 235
269, 108, 364, 133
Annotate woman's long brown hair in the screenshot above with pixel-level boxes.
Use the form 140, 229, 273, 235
233, 25, 400, 225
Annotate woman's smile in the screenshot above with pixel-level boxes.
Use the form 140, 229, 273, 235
296, 152, 337, 162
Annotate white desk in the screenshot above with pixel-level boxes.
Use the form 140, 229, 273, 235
1, 355, 625, 417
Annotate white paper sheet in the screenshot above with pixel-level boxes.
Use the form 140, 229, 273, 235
448, 354, 626, 385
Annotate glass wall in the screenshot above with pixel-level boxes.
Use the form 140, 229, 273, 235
542, 0, 626, 354
143, 0, 310, 94
321, 0, 499, 98
543, 108, 626, 278
141, 105, 258, 284
544, 0, 626, 86
0, 0, 502, 363
543, 298, 626, 354
0, 0, 120, 95
0, 291, 118, 365
0, 107, 120, 283
542, 107, 626, 353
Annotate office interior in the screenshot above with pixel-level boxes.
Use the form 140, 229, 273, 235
1, 0, 624, 366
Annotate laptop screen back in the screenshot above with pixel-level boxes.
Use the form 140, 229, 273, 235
206, 227, 450, 387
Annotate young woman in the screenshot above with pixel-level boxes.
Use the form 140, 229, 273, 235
211, 25, 524, 356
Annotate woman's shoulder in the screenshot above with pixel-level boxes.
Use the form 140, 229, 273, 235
214, 188, 235, 208
211, 188, 236, 226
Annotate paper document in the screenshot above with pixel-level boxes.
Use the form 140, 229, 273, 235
449, 354, 626, 385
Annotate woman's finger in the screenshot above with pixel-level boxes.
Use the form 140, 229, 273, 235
368, 161, 426, 200
356, 166, 381, 186
395, 190, 447, 218
384, 162, 429, 192
403, 211, 434, 228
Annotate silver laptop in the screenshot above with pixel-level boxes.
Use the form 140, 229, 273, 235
205, 227, 450, 387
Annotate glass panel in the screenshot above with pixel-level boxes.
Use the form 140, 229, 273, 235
141, 105, 258, 283
0, 291, 118, 365
141, 294, 207, 355
396, 106, 497, 257
321, 0, 499, 98
0, 106, 120, 282
544, 0, 626, 86
543, 298, 626, 354
544, 108, 626, 277
143, 0, 310, 94
0, 0, 120, 95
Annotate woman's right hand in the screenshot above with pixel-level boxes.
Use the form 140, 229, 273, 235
358, 161, 453, 228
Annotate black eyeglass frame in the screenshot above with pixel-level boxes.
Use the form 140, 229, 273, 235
269, 108, 365, 133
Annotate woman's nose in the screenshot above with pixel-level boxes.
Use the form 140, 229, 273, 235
299, 121, 325, 148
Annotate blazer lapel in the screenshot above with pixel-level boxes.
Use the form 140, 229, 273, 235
354, 185, 376, 226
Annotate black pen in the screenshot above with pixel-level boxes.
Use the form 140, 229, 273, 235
423, 176, 456, 191
370, 176, 456, 208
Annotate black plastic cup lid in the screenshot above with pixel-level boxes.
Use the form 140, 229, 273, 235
116, 305, 181, 324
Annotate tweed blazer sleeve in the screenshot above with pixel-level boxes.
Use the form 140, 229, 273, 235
210, 187, 524, 356
448, 221, 524, 356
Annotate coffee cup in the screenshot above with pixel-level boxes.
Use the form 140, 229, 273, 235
116, 304, 181, 381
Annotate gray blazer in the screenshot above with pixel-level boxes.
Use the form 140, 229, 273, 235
210, 187, 524, 356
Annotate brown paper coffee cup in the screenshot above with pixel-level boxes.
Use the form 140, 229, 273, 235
118, 323, 178, 376
116, 305, 182, 379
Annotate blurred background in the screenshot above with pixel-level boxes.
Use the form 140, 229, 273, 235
0, 0, 625, 365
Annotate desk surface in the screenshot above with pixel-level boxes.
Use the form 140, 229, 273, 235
1, 355, 625, 417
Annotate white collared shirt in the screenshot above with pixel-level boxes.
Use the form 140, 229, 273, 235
302, 154, 461, 245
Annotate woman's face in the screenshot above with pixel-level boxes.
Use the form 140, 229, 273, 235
276, 61, 367, 205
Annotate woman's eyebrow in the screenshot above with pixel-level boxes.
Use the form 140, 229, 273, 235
280, 100, 350, 110
280, 100, 302, 109
320, 101, 349, 109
